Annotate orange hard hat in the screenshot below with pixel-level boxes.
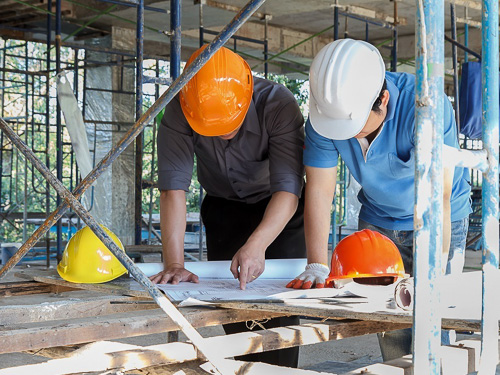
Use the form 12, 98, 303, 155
180, 45, 253, 137
326, 229, 406, 286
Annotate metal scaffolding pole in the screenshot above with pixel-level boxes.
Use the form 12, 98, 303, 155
0, 116, 222, 374
450, 2, 460, 132
479, 0, 499, 372
0, 0, 267, 371
391, 28, 398, 72
333, 0, 339, 40
0, 0, 266, 277
445, 34, 481, 61
391, 0, 398, 72
55, 0, 63, 260
170, 0, 181, 79
134, 0, 144, 245
413, 0, 444, 373
464, 7, 469, 63
197, 0, 206, 260
45, 0, 52, 266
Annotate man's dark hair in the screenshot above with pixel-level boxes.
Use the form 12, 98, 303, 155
371, 79, 387, 115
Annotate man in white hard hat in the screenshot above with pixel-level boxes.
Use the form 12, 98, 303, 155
287, 39, 471, 360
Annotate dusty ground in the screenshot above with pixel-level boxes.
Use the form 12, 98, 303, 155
0, 249, 497, 374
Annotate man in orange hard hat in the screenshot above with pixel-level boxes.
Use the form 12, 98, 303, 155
150, 45, 306, 368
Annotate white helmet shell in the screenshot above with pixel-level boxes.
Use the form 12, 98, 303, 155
309, 39, 386, 140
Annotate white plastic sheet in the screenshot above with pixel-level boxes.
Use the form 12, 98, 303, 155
394, 270, 500, 320
56, 71, 109, 224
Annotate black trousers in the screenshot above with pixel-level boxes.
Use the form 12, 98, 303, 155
201, 191, 306, 368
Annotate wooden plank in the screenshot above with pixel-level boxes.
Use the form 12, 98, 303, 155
0, 307, 285, 354
0, 293, 158, 325
77, 360, 335, 375
125, 244, 162, 253
345, 340, 495, 375
440, 345, 471, 375
13, 270, 496, 332
216, 300, 489, 332
24, 341, 143, 360
14, 269, 149, 298
0, 321, 403, 375
344, 355, 413, 375
0, 281, 75, 297
456, 339, 481, 371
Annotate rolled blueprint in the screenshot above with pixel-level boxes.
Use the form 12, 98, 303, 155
394, 277, 414, 311
135, 258, 308, 279
394, 271, 500, 317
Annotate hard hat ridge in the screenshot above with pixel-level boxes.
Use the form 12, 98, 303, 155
325, 229, 406, 287
180, 45, 253, 137
309, 38, 386, 140
57, 225, 127, 284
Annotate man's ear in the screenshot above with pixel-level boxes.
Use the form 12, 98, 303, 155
381, 90, 390, 107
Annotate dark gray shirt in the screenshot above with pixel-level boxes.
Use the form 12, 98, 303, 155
157, 77, 305, 204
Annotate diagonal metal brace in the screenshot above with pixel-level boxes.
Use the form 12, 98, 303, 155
0, 0, 267, 282
0, 0, 268, 372
0, 118, 231, 374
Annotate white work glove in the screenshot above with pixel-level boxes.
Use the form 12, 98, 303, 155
286, 263, 330, 289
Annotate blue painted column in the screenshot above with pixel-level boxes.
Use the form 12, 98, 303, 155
413, 0, 444, 373
479, 0, 499, 372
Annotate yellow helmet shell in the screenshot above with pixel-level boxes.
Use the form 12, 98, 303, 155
57, 225, 127, 284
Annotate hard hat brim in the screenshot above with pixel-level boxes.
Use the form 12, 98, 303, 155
57, 262, 128, 284
309, 94, 368, 141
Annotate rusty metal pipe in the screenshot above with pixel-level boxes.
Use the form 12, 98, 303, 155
0, 0, 267, 282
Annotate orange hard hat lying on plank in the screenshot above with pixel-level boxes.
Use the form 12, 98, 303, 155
326, 229, 406, 287
287, 229, 406, 289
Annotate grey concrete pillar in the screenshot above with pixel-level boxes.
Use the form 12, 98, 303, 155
84, 27, 136, 246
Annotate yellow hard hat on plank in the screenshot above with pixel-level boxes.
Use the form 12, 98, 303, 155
57, 225, 127, 284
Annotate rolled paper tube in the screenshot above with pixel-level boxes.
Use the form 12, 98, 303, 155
394, 277, 414, 311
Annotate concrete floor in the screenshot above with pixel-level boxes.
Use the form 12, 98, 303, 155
0, 249, 496, 374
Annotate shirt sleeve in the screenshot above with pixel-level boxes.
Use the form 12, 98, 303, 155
303, 118, 339, 168
156, 96, 194, 192
266, 96, 305, 198
443, 93, 460, 148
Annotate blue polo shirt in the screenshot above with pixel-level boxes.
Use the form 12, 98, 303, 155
304, 72, 472, 231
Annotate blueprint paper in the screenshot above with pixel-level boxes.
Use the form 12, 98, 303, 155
156, 278, 349, 303
136, 258, 307, 279
141, 259, 404, 304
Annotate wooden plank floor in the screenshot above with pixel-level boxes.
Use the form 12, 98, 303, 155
2, 267, 498, 374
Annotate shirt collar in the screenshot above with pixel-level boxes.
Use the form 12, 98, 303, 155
240, 100, 261, 136
385, 76, 399, 123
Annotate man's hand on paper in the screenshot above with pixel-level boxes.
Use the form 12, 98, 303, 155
149, 263, 199, 285
286, 263, 330, 289
230, 242, 265, 290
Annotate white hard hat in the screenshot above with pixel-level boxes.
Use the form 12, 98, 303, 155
309, 39, 386, 140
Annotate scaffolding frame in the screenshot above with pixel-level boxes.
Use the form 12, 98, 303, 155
0, 1, 268, 372
0, 0, 498, 373
0, 0, 405, 258
413, 0, 498, 373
